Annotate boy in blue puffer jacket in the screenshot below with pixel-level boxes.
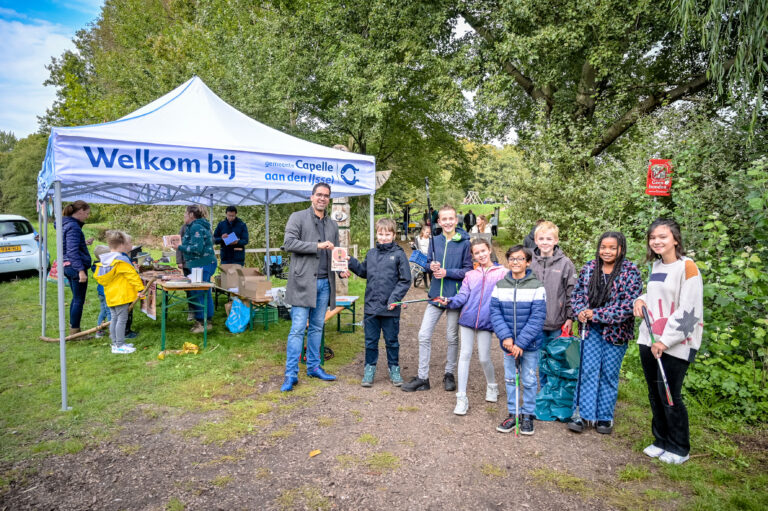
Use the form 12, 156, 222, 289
348, 218, 411, 387
402, 204, 472, 393
490, 245, 547, 435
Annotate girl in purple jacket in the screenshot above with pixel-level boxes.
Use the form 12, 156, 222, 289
438, 238, 508, 415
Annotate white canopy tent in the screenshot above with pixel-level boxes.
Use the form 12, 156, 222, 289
37, 76, 376, 410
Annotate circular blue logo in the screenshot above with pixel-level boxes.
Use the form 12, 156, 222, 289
339, 164, 359, 186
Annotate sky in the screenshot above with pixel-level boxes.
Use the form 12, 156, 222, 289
0, 1, 103, 139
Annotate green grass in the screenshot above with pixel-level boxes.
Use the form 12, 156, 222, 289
0, 273, 366, 463
356, 433, 379, 445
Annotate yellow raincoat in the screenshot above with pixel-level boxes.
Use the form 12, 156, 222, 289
94, 252, 144, 307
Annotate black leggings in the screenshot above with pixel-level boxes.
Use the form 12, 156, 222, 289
639, 345, 690, 456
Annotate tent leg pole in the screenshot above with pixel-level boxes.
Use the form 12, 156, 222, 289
54, 182, 70, 411
38, 205, 43, 305
369, 193, 375, 249
265, 202, 270, 279
42, 199, 49, 337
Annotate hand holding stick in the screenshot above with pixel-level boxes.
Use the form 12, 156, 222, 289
641, 306, 674, 406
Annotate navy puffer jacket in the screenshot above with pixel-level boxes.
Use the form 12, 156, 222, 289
348, 242, 411, 317
62, 216, 91, 272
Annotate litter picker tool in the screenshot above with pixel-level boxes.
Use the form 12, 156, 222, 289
641, 305, 674, 406
389, 298, 436, 306
424, 177, 436, 263
515, 357, 521, 437
571, 322, 587, 422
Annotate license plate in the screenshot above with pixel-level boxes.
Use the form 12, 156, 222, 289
0, 245, 21, 253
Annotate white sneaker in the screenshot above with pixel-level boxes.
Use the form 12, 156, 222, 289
453, 394, 469, 415
485, 383, 499, 403
659, 451, 689, 465
111, 345, 136, 354
643, 444, 665, 458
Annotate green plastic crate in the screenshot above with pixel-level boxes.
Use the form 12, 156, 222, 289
251, 305, 279, 326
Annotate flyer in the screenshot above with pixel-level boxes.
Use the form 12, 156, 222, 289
331, 247, 348, 272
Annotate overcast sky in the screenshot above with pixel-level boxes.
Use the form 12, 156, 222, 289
0, 1, 102, 139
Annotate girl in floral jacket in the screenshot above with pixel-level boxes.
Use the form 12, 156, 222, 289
568, 231, 641, 435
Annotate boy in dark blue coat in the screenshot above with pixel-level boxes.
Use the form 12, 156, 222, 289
402, 204, 472, 392
348, 218, 411, 387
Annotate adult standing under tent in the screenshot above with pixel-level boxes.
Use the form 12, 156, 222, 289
213, 206, 249, 265
61, 200, 93, 336
280, 183, 341, 392
37, 76, 376, 411
178, 205, 217, 334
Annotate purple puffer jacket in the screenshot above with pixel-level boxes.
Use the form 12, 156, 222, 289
447, 264, 508, 331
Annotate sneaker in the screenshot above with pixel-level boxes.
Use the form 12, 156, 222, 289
361, 364, 376, 387
496, 414, 519, 433
485, 383, 499, 403
401, 377, 430, 392
520, 415, 535, 435
111, 344, 136, 354
443, 373, 456, 392
95, 330, 105, 338
596, 420, 613, 434
453, 394, 469, 416
643, 444, 665, 458
190, 321, 211, 334
659, 451, 689, 465
389, 366, 403, 386
567, 417, 586, 433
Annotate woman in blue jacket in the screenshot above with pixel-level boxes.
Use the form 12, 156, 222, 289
61, 200, 93, 335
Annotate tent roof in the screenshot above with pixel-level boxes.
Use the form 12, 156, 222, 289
38, 77, 375, 205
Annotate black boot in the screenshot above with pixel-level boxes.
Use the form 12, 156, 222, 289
443, 373, 456, 391
401, 377, 430, 392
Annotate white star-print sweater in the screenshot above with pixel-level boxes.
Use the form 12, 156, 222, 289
636, 257, 704, 362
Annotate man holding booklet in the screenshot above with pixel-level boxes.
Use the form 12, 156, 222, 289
213, 206, 249, 265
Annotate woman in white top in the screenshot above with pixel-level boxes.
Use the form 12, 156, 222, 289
470, 215, 492, 234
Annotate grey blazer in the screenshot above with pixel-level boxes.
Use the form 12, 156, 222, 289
283, 206, 339, 308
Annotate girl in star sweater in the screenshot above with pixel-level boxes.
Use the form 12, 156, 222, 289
633, 218, 703, 465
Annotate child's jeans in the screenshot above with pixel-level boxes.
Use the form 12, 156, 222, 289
503, 349, 539, 416
97, 293, 111, 325
363, 314, 400, 367
109, 303, 130, 347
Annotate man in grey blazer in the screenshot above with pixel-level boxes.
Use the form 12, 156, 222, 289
281, 182, 341, 391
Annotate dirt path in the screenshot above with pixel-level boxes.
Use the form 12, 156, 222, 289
1, 287, 648, 510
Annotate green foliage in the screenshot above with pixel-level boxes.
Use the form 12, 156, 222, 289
0, 130, 17, 152
0, 134, 48, 217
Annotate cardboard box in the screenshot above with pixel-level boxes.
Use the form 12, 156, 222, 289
219, 264, 245, 289
236, 268, 271, 301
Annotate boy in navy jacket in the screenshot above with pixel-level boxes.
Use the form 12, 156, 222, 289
348, 218, 411, 387
490, 245, 547, 435
402, 204, 472, 393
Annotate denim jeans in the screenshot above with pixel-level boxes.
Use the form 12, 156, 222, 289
363, 314, 400, 367
189, 261, 217, 321
285, 279, 330, 377
63, 266, 88, 329
503, 349, 539, 416
97, 292, 111, 325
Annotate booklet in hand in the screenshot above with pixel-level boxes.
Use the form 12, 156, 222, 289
224, 232, 239, 246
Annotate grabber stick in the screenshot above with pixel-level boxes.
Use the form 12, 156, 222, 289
572, 322, 587, 421
389, 298, 435, 306
424, 177, 436, 263
514, 357, 521, 437
641, 306, 674, 406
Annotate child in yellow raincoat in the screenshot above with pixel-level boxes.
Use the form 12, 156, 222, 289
95, 230, 144, 354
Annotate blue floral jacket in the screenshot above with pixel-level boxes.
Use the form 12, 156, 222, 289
571, 259, 642, 344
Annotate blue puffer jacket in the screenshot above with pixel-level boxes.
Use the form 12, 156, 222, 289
61, 216, 91, 272
348, 241, 411, 317
490, 269, 547, 352
447, 264, 508, 331
426, 229, 472, 301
